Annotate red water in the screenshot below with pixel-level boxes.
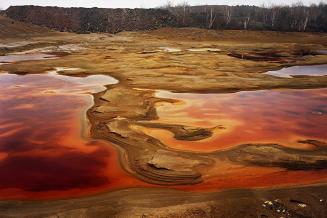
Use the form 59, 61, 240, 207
137, 88, 327, 191
0, 73, 151, 200
0, 72, 326, 200
143, 89, 327, 152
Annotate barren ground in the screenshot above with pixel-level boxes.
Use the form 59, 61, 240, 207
0, 19, 327, 217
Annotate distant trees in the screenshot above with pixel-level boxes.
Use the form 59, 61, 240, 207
6, 6, 176, 34
162, 1, 327, 32
162, 1, 191, 26
4, 3, 327, 33
262, 2, 327, 32
208, 8, 216, 29
223, 6, 232, 26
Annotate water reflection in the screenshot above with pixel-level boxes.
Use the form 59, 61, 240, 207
0, 72, 146, 200
265, 64, 327, 78
0, 53, 57, 64
145, 89, 327, 152
138, 88, 327, 191
0, 71, 326, 198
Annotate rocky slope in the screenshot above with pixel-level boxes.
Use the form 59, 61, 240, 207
5, 4, 327, 33
5, 6, 176, 33
0, 15, 49, 38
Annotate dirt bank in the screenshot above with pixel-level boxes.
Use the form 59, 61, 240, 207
0, 185, 326, 217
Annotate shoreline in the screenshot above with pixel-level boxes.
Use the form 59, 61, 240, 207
0, 27, 326, 217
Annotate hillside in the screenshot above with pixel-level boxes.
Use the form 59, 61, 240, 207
5, 6, 176, 33
4, 4, 327, 33
0, 15, 49, 38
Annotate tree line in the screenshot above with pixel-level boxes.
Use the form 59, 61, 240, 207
3, 3, 327, 33
162, 2, 327, 32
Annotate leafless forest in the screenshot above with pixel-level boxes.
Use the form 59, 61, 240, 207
164, 2, 327, 32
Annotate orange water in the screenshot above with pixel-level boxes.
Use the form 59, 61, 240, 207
0, 73, 152, 200
141, 89, 327, 152
0, 72, 326, 199
141, 89, 327, 191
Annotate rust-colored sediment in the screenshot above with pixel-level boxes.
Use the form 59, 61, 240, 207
1, 29, 327, 202
146, 89, 327, 152
0, 73, 153, 200
88, 84, 327, 192
1, 72, 327, 200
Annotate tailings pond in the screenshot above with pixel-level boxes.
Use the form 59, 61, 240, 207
0, 66, 326, 199
0, 72, 151, 200
138, 89, 327, 152
134, 88, 327, 191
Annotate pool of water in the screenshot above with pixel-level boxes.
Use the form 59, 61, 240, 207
0, 53, 57, 64
133, 88, 327, 191
0, 71, 326, 199
0, 72, 148, 200
265, 64, 327, 78
139, 89, 327, 152
132, 87, 327, 191
47, 69, 118, 93
187, 48, 221, 52
159, 47, 182, 52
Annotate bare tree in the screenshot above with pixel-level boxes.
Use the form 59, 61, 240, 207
302, 9, 309, 31
290, 1, 311, 31
224, 6, 232, 26
178, 1, 190, 26
243, 16, 250, 29
160, 0, 173, 9
270, 6, 280, 28
208, 7, 216, 29
242, 8, 251, 30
